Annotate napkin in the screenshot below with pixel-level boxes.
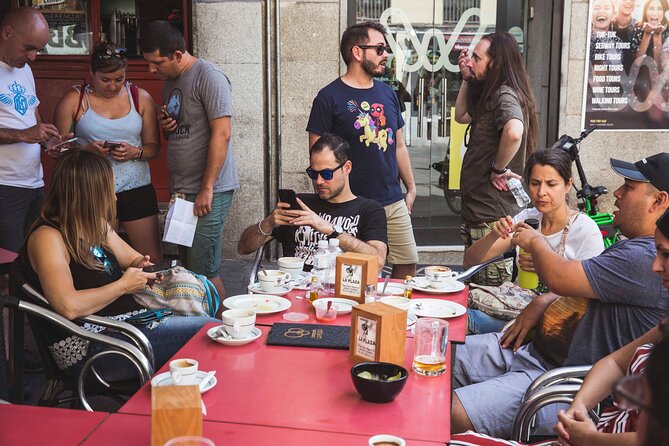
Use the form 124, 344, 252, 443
163, 198, 198, 247
266, 323, 350, 349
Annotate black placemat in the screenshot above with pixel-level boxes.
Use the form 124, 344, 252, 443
266, 323, 350, 349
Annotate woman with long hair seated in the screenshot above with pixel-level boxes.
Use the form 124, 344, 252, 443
463, 148, 605, 336
18, 150, 218, 380
53, 41, 162, 263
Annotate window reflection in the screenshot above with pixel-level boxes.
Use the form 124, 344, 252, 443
20, 0, 91, 55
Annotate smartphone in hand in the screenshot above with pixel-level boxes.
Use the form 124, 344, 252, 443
50, 137, 79, 152
103, 141, 123, 149
278, 189, 300, 210
143, 259, 181, 273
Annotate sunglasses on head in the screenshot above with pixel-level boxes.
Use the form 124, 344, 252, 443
305, 161, 347, 180
95, 47, 127, 60
356, 43, 391, 56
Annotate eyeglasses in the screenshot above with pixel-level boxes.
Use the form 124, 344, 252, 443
613, 375, 650, 412
305, 161, 347, 180
356, 44, 391, 56
95, 47, 127, 60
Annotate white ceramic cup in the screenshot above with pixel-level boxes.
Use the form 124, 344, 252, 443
424, 265, 457, 287
221, 309, 256, 339
169, 358, 199, 385
368, 434, 406, 446
258, 270, 292, 293
277, 256, 305, 277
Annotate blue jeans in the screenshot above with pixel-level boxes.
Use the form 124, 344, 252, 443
179, 191, 234, 278
91, 315, 219, 382
467, 309, 508, 335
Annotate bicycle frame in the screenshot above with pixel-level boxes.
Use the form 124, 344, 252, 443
552, 126, 618, 247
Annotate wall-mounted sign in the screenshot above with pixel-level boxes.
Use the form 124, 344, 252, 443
583, 0, 669, 130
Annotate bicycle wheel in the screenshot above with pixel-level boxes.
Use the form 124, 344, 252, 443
444, 188, 462, 214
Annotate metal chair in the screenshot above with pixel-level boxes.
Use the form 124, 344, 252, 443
5, 263, 155, 411
512, 365, 596, 442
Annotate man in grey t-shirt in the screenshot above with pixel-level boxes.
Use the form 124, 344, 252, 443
142, 21, 239, 300
450, 152, 669, 439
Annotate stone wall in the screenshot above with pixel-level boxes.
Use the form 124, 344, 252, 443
191, 0, 343, 259
561, 1, 669, 212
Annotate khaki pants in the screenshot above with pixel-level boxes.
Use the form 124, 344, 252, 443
460, 221, 513, 286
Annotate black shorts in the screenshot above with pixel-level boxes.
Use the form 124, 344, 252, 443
116, 184, 159, 222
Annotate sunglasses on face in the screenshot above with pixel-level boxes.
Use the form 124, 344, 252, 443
305, 161, 347, 180
613, 374, 650, 412
95, 47, 127, 60
356, 43, 392, 56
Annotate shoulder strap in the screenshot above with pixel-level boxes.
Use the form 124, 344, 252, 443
129, 83, 140, 112
73, 84, 87, 120
556, 211, 579, 257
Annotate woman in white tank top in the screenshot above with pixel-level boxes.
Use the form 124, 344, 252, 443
53, 42, 162, 263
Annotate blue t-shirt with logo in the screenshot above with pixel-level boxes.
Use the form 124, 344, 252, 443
307, 78, 405, 206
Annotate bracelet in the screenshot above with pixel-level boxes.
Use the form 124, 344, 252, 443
134, 147, 144, 161
257, 219, 272, 237
491, 161, 508, 175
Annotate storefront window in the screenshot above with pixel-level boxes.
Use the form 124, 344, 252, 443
20, 0, 92, 55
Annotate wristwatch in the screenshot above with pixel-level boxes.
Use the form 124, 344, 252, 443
327, 224, 344, 240
491, 161, 508, 175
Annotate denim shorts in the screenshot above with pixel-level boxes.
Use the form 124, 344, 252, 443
180, 191, 234, 278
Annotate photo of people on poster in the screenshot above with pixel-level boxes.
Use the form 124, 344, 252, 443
584, 0, 669, 129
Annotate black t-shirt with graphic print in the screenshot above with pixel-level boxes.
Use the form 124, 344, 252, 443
272, 193, 387, 267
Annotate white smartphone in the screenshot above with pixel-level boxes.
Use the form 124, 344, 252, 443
50, 137, 78, 152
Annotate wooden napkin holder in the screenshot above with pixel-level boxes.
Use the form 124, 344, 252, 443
151, 385, 202, 446
335, 252, 378, 303
349, 302, 406, 366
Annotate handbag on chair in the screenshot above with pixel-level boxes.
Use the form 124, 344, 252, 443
132, 266, 220, 317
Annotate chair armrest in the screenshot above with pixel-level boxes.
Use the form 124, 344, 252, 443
455, 249, 516, 282
248, 243, 266, 288
80, 314, 155, 370
20, 282, 156, 369
524, 365, 592, 398
14, 299, 153, 382
512, 383, 583, 442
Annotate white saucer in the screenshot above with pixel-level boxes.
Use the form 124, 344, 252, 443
223, 294, 292, 314
409, 298, 467, 318
411, 276, 466, 294
312, 298, 359, 314
289, 272, 314, 291
151, 370, 217, 393
248, 283, 292, 296
207, 325, 262, 346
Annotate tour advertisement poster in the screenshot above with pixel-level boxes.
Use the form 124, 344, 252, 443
584, 0, 669, 130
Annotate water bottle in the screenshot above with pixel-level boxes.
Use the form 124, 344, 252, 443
517, 218, 540, 290
327, 239, 343, 295
506, 177, 531, 208
312, 240, 331, 296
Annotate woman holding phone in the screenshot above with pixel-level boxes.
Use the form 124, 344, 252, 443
54, 41, 162, 263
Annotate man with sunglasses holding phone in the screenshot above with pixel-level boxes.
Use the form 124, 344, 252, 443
238, 133, 387, 270
0, 8, 65, 253
307, 21, 418, 279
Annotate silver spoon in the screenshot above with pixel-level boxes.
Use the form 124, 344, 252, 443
211, 327, 232, 340
381, 275, 390, 295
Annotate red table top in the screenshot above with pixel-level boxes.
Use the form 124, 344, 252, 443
0, 247, 17, 265
120, 324, 452, 443
246, 279, 468, 343
0, 404, 108, 445
83, 413, 445, 445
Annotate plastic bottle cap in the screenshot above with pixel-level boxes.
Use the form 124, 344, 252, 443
318, 240, 329, 248
283, 312, 309, 322
328, 238, 340, 246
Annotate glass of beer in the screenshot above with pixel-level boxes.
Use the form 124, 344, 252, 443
412, 318, 448, 376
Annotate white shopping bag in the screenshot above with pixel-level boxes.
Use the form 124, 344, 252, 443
162, 198, 199, 247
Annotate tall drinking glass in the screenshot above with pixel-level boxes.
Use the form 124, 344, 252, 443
412, 318, 448, 376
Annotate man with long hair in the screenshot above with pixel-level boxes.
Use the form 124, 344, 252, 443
307, 21, 418, 279
455, 31, 539, 286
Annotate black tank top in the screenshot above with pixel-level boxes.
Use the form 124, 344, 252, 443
20, 226, 142, 317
